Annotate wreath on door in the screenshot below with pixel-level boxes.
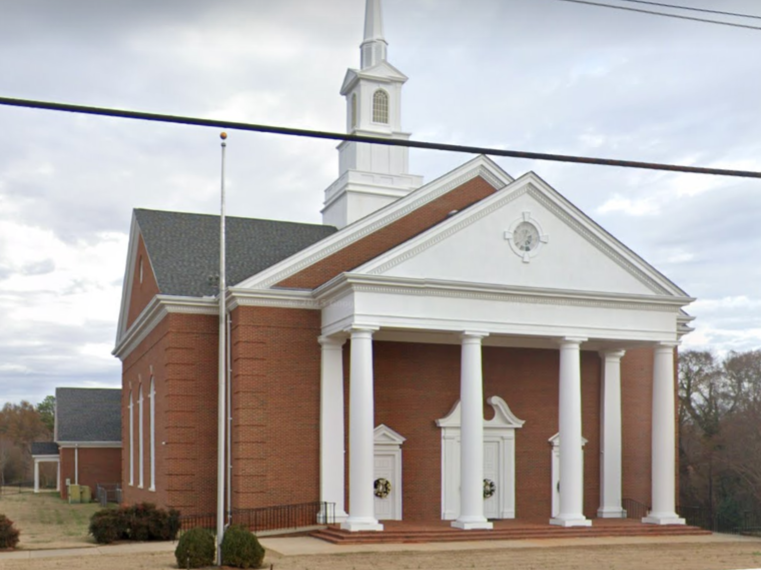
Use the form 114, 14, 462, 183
374, 478, 392, 499
483, 478, 496, 499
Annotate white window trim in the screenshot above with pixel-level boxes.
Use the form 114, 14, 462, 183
372, 89, 389, 124
149, 377, 156, 491
138, 384, 144, 488
128, 390, 134, 486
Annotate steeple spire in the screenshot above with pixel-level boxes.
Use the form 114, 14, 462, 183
361, 0, 388, 69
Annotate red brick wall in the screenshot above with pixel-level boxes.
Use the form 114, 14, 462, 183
276, 176, 498, 289
59, 447, 121, 500
126, 234, 160, 330
367, 342, 604, 522
121, 312, 218, 515
230, 306, 322, 510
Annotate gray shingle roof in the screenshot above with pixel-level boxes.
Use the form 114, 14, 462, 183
135, 209, 337, 297
31, 441, 59, 456
55, 388, 121, 442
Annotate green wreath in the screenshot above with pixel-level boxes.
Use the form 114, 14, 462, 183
374, 478, 392, 499
483, 478, 496, 499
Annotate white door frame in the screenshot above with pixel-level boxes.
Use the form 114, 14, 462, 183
374, 424, 406, 521
436, 396, 525, 520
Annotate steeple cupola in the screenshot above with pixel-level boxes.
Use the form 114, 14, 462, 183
321, 0, 424, 229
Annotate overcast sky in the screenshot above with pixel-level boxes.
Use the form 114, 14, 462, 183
0, 0, 759, 406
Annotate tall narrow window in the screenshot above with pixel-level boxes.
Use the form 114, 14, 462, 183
373, 89, 389, 124
139, 256, 144, 284
138, 385, 144, 488
149, 378, 155, 491
351, 93, 358, 129
128, 390, 134, 486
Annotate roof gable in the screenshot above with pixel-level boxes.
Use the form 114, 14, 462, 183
354, 172, 690, 299
341, 61, 408, 93
55, 388, 121, 443
237, 156, 513, 291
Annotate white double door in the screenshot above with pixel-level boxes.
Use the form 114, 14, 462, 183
443, 438, 502, 520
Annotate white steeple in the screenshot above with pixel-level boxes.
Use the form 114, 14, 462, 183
361, 0, 387, 69
321, 0, 423, 229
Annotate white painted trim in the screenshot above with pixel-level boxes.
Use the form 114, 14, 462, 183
236, 156, 512, 290
129, 389, 134, 486
57, 442, 122, 448
149, 377, 155, 492
228, 288, 320, 311
373, 424, 405, 521
113, 295, 217, 360
138, 384, 144, 489
31, 454, 60, 460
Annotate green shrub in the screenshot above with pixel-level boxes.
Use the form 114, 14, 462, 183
0, 514, 20, 550
89, 503, 181, 544
89, 509, 127, 544
221, 525, 265, 569
175, 527, 216, 569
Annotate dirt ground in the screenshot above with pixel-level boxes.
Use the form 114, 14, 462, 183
3, 540, 761, 570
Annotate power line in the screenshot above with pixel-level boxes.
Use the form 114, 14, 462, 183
1, 95, 760, 180
619, 0, 761, 21
555, 0, 761, 31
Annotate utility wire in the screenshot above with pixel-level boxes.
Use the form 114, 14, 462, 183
555, 0, 761, 31
618, 0, 761, 21
1, 96, 760, 179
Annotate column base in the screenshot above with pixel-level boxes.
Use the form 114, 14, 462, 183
452, 519, 493, 530
341, 519, 384, 532
597, 508, 627, 519
550, 516, 592, 527
642, 514, 685, 525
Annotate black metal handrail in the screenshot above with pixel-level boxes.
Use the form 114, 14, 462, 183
178, 501, 335, 535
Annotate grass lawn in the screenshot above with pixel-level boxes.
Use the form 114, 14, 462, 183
0, 488, 104, 549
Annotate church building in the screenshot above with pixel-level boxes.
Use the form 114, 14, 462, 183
114, 0, 694, 531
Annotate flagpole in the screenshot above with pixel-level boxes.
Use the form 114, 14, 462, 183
216, 132, 228, 565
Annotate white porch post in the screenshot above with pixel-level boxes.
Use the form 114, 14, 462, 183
598, 350, 626, 518
34, 459, 40, 493
319, 335, 348, 523
551, 337, 591, 527
56, 460, 61, 492
453, 331, 493, 530
643, 342, 685, 525
341, 326, 383, 532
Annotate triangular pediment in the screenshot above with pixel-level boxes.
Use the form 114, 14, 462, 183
355, 171, 689, 299
341, 62, 408, 93
374, 424, 406, 446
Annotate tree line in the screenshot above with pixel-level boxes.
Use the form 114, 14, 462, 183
679, 349, 761, 524
0, 396, 54, 486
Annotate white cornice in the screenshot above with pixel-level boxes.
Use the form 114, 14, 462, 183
57, 442, 122, 449
113, 295, 217, 360
236, 156, 513, 291
228, 288, 320, 311
31, 454, 60, 460
315, 274, 694, 313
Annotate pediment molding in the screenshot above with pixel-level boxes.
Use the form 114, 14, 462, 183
374, 424, 406, 446
436, 396, 525, 429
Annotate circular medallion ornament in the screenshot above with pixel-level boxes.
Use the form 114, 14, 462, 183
513, 222, 540, 253
483, 478, 496, 499
374, 478, 392, 499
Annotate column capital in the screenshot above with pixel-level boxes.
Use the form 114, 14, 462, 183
460, 331, 489, 342
558, 336, 587, 348
345, 325, 379, 336
318, 335, 347, 348
599, 349, 626, 360
655, 341, 679, 352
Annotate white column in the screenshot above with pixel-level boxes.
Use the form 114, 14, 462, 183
551, 337, 591, 527
341, 326, 383, 532
56, 460, 61, 492
319, 335, 349, 523
643, 343, 685, 525
34, 459, 40, 493
598, 350, 626, 518
453, 332, 493, 530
